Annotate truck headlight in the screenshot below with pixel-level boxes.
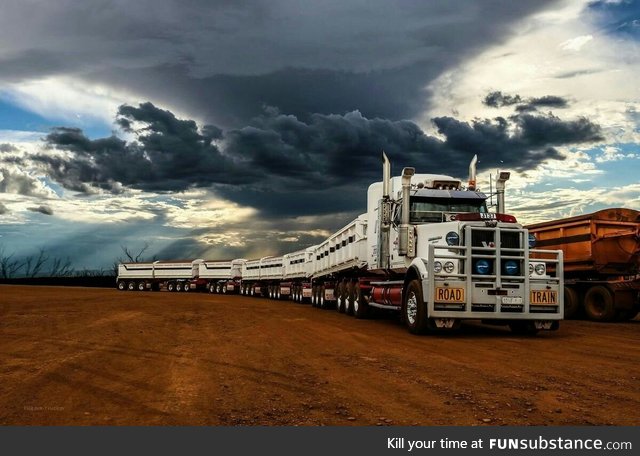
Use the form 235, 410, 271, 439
434, 261, 442, 273
534, 263, 546, 275
446, 231, 459, 246
529, 264, 534, 275
503, 260, 519, 276
443, 261, 454, 273
474, 259, 491, 275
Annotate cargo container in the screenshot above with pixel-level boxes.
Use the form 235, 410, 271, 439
527, 208, 640, 321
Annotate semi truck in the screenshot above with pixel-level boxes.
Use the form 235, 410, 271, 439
117, 153, 564, 335
527, 208, 640, 322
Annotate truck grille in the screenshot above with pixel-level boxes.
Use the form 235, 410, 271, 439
471, 230, 521, 249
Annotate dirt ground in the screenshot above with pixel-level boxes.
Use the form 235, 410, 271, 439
1, 285, 639, 426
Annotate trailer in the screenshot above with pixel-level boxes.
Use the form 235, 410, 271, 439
527, 208, 640, 321
199, 259, 246, 294
117, 259, 203, 292
283, 247, 316, 303
117, 153, 564, 335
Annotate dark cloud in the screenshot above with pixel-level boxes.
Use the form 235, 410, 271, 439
28, 204, 54, 216
36, 103, 246, 193
0, 1, 558, 125
484, 91, 570, 112
515, 95, 570, 112
40, 100, 604, 217
483, 91, 523, 108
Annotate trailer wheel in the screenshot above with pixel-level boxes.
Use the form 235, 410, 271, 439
584, 285, 616, 322
127, 281, 136, 291
563, 286, 580, 319
137, 281, 146, 291
345, 281, 355, 316
319, 285, 326, 308
167, 281, 175, 292
508, 321, 539, 336
183, 282, 190, 292
176, 282, 183, 292
311, 286, 317, 306
117, 281, 126, 291
403, 279, 428, 334
353, 283, 369, 319
336, 281, 346, 313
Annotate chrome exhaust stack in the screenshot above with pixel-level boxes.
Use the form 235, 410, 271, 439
378, 152, 392, 269
468, 154, 477, 191
399, 166, 416, 257
496, 171, 510, 214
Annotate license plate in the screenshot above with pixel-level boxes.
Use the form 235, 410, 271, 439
502, 296, 523, 305
530, 290, 557, 305
435, 287, 465, 303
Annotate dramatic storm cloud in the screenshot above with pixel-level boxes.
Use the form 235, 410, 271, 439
39, 100, 603, 216
0, 0, 558, 125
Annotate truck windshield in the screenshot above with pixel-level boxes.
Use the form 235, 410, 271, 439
409, 197, 487, 223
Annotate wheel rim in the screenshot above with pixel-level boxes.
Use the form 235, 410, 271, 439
128, 282, 134, 290
118, 282, 124, 290
354, 297, 359, 313
406, 291, 418, 325
210, 285, 215, 293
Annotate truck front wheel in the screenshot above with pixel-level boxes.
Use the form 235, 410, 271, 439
584, 285, 616, 322
403, 279, 428, 334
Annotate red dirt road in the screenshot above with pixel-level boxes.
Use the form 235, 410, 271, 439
1, 285, 639, 426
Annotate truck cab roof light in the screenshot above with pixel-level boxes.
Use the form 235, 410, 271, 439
454, 213, 517, 223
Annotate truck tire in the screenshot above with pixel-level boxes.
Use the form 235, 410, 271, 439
311, 285, 317, 307
176, 282, 183, 292
183, 282, 190, 292
127, 281, 136, 291
209, 283, 216, 293
508, 321, 539, 336
353, 283, 369, 319
336, 281, 346, 313
167, 281, 175, 292
584, 285, 616, 322
345, 281, 355, 316
137, 281, 146, 291
117, 281, 126, 291
403, 279, 428, 334
563, 286, 580, 319
319, 285, 326, 308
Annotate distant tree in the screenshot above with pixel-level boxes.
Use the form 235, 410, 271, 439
23, 247, 49, 278
0, 244, 24, 278
121, 242, 151, 262
112, 242, 156, 275
50, 256, 73, 277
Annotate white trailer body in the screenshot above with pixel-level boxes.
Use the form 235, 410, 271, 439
116, 259, 203, 292
198, 259, 246, 294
